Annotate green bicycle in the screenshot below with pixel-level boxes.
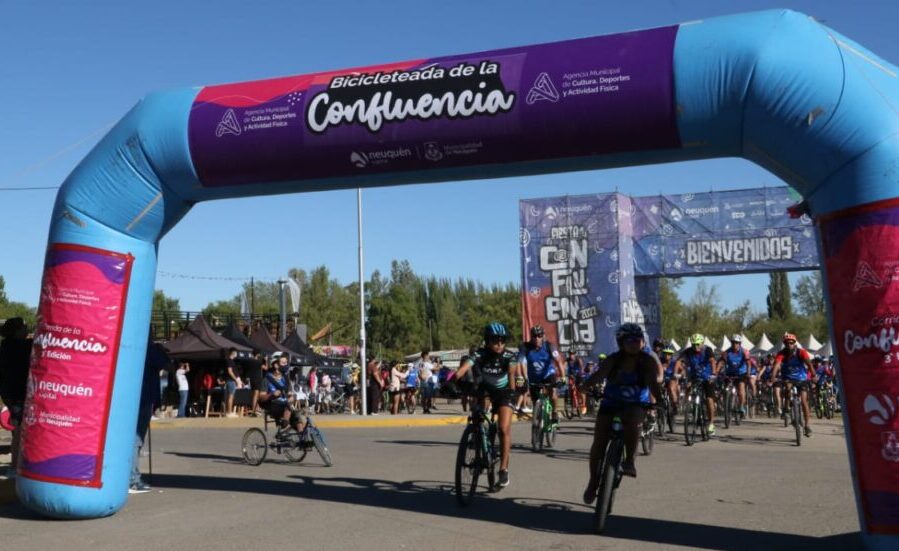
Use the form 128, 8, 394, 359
531, 382, 559, 452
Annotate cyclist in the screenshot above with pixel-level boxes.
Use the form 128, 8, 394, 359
771, 332, 814, 437
261, 361, 307, 433
661, 347, 683, 415
581, 323, 661, 502
718, 334, 751, 418
567, 349, 587, 416
813, 355, 834, 405
454, 322, 521, 489
677, 333, 719, 436
518, 325, 566, 426
748, 354, 760, 408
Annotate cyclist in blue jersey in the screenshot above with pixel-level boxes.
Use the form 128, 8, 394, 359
661, 347, 683, 415
717, 334, 751, 418
518, 325, 566, 425
455, 322, 521, 489
677, 333, 719, 435
772, 332, 814, 437
581, 323, 661, 501
261, 362, 307, 433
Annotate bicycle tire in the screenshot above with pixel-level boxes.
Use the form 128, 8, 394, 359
531, 399, 544, 452
698, 398, 709, 441
562, 395, 574, 420
792, 399, 802, 447
724, 391, 732, 429
455, 425, 481, 506
545, 423, 557, 449
405, 395, 415, 415
241, 428, 268, 466
486, 424, 498, 492
825, 394, 834, 419
283, 429, 307, 463
594, 440, 622, 534
684, 400, 695, 446
311, 427, 333, 466
641, 427, 654, 456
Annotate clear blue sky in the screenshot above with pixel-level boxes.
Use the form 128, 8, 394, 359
2, 0, 898, 314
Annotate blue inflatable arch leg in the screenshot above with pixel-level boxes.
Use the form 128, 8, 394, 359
18, 9, 899, 548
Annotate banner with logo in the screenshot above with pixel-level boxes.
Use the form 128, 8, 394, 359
20, 245, 132, 487
820, 200, 899, 534
520, 187, 820, 356
188, 27, 679, 187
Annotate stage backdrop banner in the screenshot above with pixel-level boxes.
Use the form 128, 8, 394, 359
520, 187, 819, 356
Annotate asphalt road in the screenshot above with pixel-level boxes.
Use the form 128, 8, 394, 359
0, 413, 861, 550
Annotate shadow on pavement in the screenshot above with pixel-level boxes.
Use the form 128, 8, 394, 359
164, 451, 245, 464
148, 472, 860, 548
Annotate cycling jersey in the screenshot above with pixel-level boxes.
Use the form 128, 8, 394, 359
405, 369, 419, 389
759, 366, 772, 382
663, 358, 678, 381
264, 373, 289, 404
815, 366, 834, 384
721, 348, 750, 377
749, 358, 759, 377
680, 346, 715, 381
601, 350, 653, 407
519, 341, 560, 382
467, 348, 516, 390
776, 348, 811, 381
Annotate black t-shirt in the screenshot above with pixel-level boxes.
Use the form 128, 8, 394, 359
467, 348, 517, 390
224, 358, 241, 381
0, 337, 32, 404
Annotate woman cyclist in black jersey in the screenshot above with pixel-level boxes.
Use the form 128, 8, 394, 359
455, 322, 520, 489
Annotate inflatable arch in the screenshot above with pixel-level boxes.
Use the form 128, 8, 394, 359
16, 8, 899, 548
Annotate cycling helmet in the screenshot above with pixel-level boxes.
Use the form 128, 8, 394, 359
813, 355, 823, 363
731, 334, 743, 343
690, 333, 705, 346
598, 353, 608, 361
783, 332, 797, 344
484, 322, 510, 341
662, 347, 675, 356
616, 323, 645, 343
529, 325, 545, 338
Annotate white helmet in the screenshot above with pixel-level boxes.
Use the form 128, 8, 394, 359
731, 334, 743, 343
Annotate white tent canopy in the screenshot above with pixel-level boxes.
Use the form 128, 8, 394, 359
703, 336, 717, 350
721, 335, 731, 350
818, 341, 833, 357
669, 339, 680, 352
805, 334, 823, 352
754, 333, 774, 353
740, 333, 755, 350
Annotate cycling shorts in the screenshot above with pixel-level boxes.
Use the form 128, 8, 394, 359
478, 383, 514, 410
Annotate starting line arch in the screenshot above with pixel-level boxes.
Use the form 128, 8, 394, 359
16, 9, 899, 549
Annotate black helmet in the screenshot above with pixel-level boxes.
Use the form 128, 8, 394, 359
530, 325, 545, 338
615, 323, 645, 343
652, 337, 666, 350
484, 322, 510, 341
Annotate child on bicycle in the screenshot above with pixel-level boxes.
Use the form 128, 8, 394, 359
581, 323, 661, 503
454, 322, 521, 489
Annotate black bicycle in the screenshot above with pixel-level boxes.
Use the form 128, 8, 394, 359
783, 382, 803, 447
722, 376, 742, 429
593, 414, 625, 533
242, 409, 332, 466
454, 400, 500, 506
684, 378, 710, 446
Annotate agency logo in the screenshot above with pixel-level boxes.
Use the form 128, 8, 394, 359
350, 151, 369, 168
519, 227, 530, 246
215, 109, 242, 138
864, 393, 896, 426
526, 72, 560, 104
853, 261, 883, 292
423, 142, 444, 162
544, 206, 559, 220
670, 208, 683, 222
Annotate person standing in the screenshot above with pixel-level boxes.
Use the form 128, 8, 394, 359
175, 361, 190, 418
415, 350, 434, 413
388, 361, 408, 415
223, 348, 242, 418
366, 359, 384, 415
0, 318, 32, 478
132, 337, 167, 493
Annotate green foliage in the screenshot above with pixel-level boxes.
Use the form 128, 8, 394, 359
793, 271, 825, 316
0, 275, 36, 328
766, 272, 792, 321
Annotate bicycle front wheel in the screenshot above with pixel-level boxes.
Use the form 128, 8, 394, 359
531, 399, 544, 452
724, 391, 732, 429
684, 401, 695, 446
641, 428, 654, 456
311, 427, 333, 466
284, 429, 307, 463
792, 399, 802, 447
241, 428, 268, 466
455, 425, 481, 506
594, 440, 622, 534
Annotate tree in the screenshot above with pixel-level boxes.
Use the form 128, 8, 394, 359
659, 278, 685, 340
793, 271, 825, 316
766, 272, 792, 321
0, 274, 37, 328
153, 290, 181, 313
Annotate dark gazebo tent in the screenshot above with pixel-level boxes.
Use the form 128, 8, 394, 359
249, 327, 296, 359
281, 329, 343, 368
220, 322, 255, 351
162, 314, 252, 360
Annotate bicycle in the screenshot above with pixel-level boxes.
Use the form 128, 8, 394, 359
783, 382, 804, 446
562, 377, 583, 420
640, 409, 657, 455
815, 381, 836, 420
241, 408, 333, 466
454, 400, 500, 506
404, 386, 418, 414
592, 414, 626, 533
722, 376, 742, 429
683, 378, 710, 446
531, 382, 559, 451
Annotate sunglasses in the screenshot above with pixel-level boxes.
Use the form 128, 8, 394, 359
488, 337, 506, 344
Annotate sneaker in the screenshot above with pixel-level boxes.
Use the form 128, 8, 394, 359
804, 426, 813, 438
225, 413, 239, 418
621, 462, 637, 478
128, 481, 151, 494
520, 406, 532, 414
498, 470, 510, 488
707, 423, 716, 436
583, 481, 598, 505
